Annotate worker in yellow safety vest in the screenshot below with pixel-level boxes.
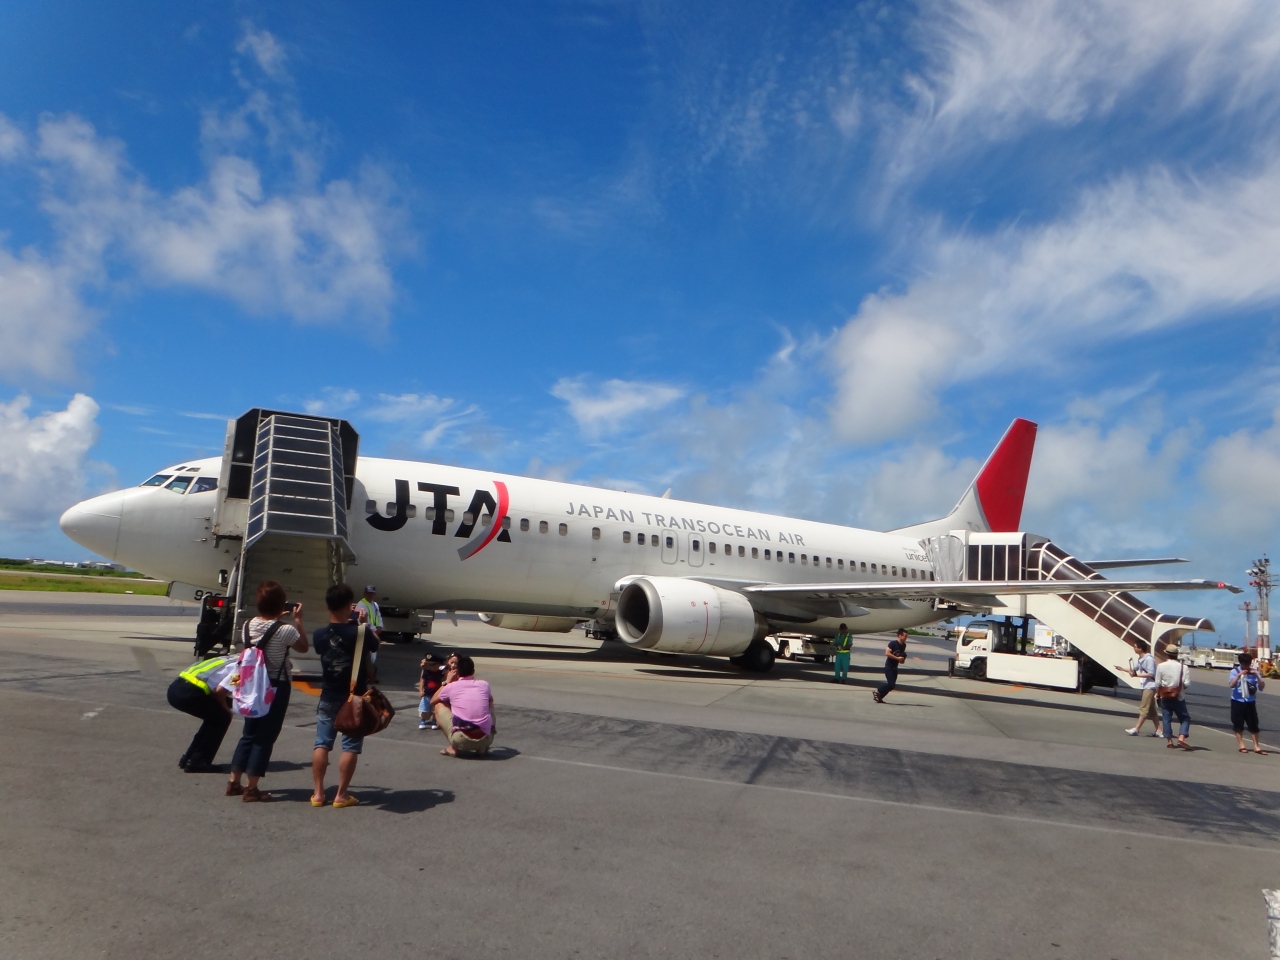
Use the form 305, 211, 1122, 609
167, 654, 237, 772
832, 623, 853, 684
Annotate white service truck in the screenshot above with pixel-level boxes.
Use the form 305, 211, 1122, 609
950, 619, 1084, 691
767, 633, 834, 663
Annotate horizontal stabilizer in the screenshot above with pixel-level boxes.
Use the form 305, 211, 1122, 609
1083, 557, 1188, 570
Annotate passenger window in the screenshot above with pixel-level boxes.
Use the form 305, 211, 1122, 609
520, 518, 529, 531
691, 539, 700, 551
502, 516, 511, 530
446, 509, 455, 522
479, 512, 490, 526
789, 553, 795, 563
639, 533, 647, 546
387, 502, 398, 515
723, 543, 731, 555
191, 476, 218, 494
366, 500, 377, 515
558, 523, 568, 536
665, 536, 673, 548
463, 511, 475, 525
426, 506, 436, 520
652, 536, 659, 548
539, 520, 549, 533
592, 527, 601, 540
623, 531, 632, 544
143, 474, 173, 487
751, 547, 758, 559
778, 552, 784, 562
911, 568, 917, 579
826, 557, 832, 568
164, 476, 192, 493
709, 542, 716, 554
930, 571, 935, 581
738, 545, 744, 557
407, 504, 418, 519
801, 554, 807, 564
871, 563, 877, 573
837, 559, 843, 569
764, 549, 771, 560
861, 562, 867, 572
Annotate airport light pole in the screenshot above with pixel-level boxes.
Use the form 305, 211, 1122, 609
1239, 600, 1254, 652
1247, 556, 1275, 660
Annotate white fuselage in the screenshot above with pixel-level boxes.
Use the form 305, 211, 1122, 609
64, 455, 943, 635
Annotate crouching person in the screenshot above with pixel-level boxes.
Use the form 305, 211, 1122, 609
311, 583, 377, 807
431, 655, 494, 757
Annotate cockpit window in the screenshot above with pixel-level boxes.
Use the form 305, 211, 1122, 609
142, 474, 173, 487
164, 476, 193, 494
190, 476, 218, 494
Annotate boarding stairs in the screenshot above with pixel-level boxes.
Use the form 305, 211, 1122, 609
930, 532, 1213, 689
211, 410, 359, 646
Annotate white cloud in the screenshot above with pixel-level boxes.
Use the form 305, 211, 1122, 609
303, 388, 361, 416
863, 445, 980, 531
236, 24, 288, 80
366, 393, 457, 423
0, 27, 405, 385
0, 247, 93, 381
551, 377, 684, 436
0, 394, 102, 527
890, 0, 1280, 179
1199, 410, 1280, 538
831, 159, 1280, 442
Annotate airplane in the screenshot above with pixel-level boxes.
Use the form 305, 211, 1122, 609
59, 412, 1239, 674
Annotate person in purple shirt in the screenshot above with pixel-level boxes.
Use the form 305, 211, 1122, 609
430, 655, 494, 757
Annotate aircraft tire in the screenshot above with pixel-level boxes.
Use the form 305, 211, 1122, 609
739, 638, 776, 673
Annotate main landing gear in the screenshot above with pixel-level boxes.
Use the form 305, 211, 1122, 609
731, 638, 776, 673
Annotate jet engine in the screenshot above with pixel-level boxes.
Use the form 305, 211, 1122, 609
478, 613, 580, 633
615, 576, 765, 656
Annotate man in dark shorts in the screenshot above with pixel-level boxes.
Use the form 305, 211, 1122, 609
1229, 652, 1268, 755
310, 583, 379, 808
873, 628, 908, 703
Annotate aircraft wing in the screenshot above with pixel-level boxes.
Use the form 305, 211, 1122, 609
741, 578, 1242, 607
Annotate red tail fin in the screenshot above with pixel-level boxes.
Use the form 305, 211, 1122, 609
974, 418, 1037, 532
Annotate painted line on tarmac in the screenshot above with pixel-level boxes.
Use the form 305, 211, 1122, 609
520, 754, 1280, 853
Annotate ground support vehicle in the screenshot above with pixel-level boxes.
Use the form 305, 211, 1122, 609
381, 606, 434, 643
949, 618, 1105, 692
767, 634, 834, 663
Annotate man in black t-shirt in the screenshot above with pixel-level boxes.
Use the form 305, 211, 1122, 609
309, 583, 380, 808
873, 628, 908, 703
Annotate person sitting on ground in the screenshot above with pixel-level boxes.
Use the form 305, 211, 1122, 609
1153, 643, 1192, 751
1228, 652, 1267, 755
418, 654, 446, 730
226, 582, 308, 802
431, 655, 494, 757
310, 582, 380, 808
1117, 639, 1161, 737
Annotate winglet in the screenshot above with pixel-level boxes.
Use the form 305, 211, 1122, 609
973, 418, 1037, 532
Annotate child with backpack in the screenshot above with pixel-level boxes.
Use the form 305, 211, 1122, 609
418, 654, 446, 729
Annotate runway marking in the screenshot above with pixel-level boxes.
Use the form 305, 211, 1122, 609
81, 706, 106, 721
520, 754, 1280, 853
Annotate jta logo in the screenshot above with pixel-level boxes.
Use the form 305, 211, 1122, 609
366, 479, 510, 561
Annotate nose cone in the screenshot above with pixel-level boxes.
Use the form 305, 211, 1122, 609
59, 491, 125, 561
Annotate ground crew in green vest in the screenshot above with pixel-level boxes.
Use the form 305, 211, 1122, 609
166, 654, 238, 773
357, 585, 384, 679
832, 623, 853, 684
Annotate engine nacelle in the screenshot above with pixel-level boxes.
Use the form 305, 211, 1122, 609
478, 613, 580, 633
615, 576, 763, 656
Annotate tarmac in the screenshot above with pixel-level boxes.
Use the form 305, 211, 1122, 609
1, 590, 1277, 959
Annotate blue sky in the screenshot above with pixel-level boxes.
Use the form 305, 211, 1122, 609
2, 1, 1279, 633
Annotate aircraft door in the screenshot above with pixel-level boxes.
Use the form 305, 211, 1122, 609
687, 533, 704, 567
661, 531, 679, 565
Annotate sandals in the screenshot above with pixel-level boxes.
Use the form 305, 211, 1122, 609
242, 786, 270, 802
310, 795, 327, 807
225, 781, 244, 796
1254, 749, 1269, 756
332, 796, 359, 809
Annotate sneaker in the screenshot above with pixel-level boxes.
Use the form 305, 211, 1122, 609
1125, 728, 1138, 736
419, 720, 430, 730
429, 721, 439, 730
1147, 732, 1160, 737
